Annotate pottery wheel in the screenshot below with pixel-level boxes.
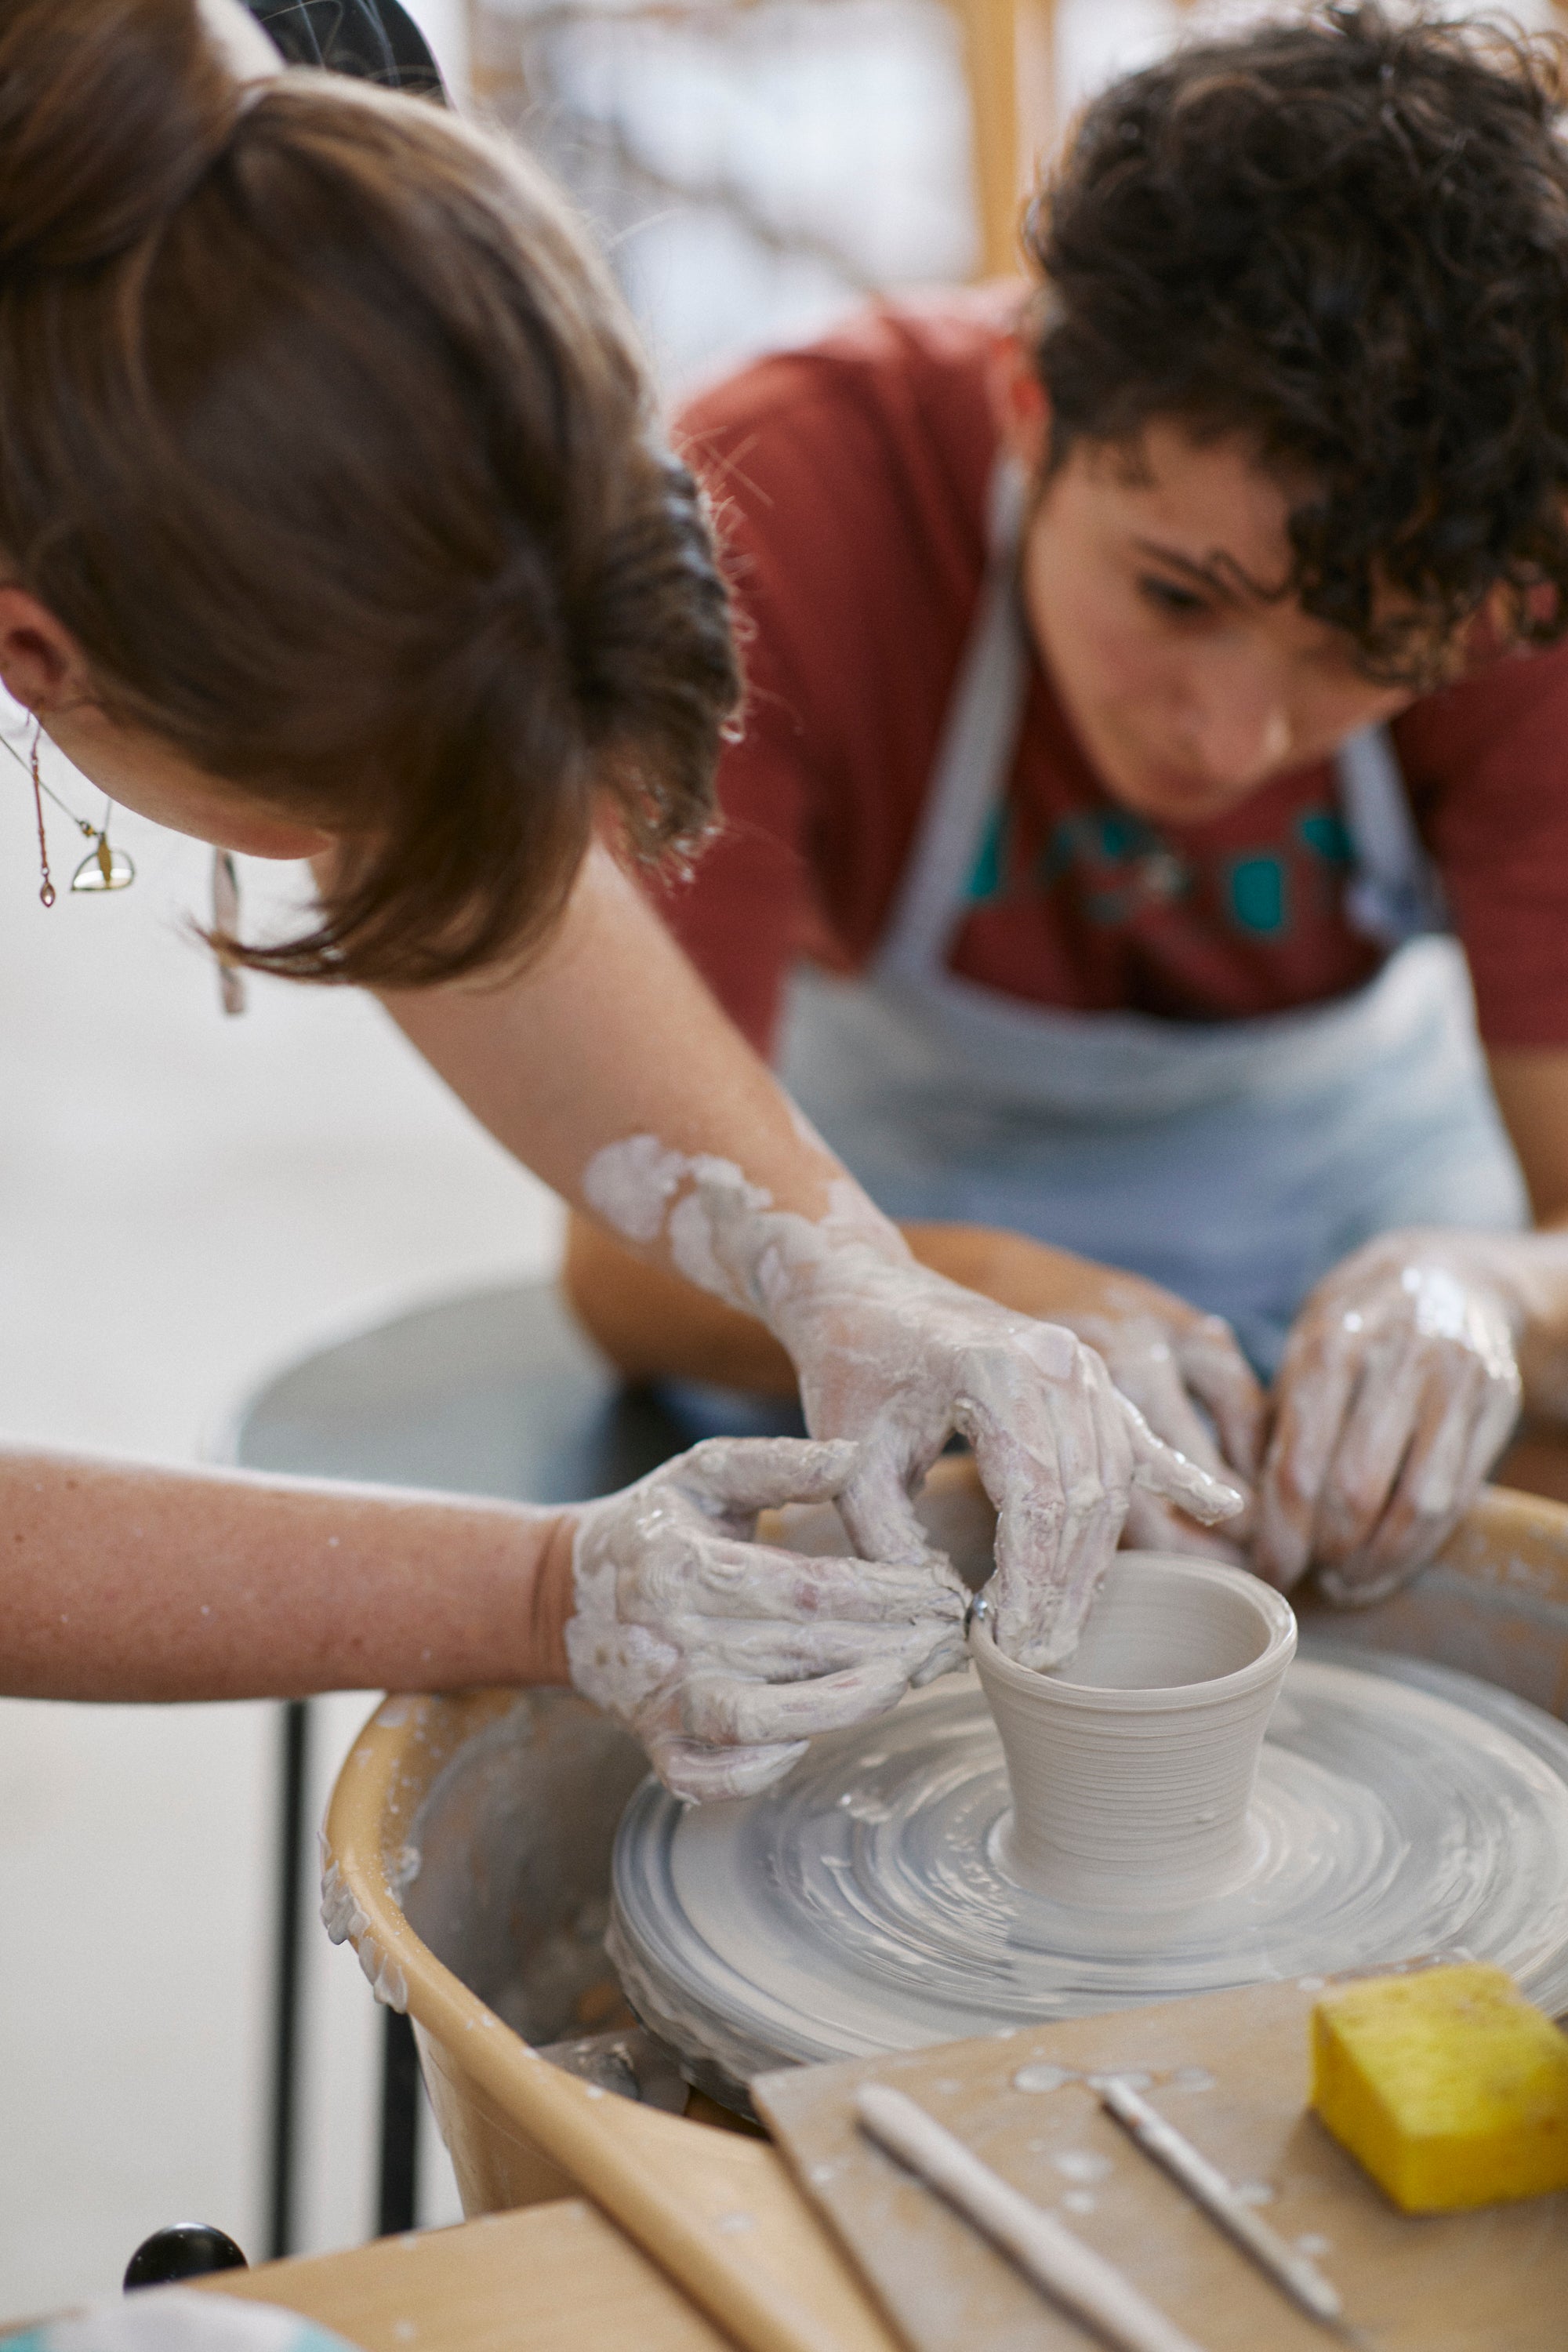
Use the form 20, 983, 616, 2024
608, 1644, 1568, 2104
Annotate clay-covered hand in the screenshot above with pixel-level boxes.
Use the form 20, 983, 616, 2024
1255, 1233, 1523, 1602
1051, 1285, 1265, 1559
761, 1245, 1245, 1671
564, 1436, 967, 1802
579, 1142, 1242, 1674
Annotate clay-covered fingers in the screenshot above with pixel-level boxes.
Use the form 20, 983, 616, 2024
647, 1733, 809, 1803
680, 1650, 935, 1747
648, 1613, 956, 1686
1110, 1340, 1236, 1484
965, 1340, 1243, 1669
664, 1434, 860, 1526
564, 1429, 974, 1805
963, 1353, 1133, 1670
1254, 1317, 1364, 1588
1115, 1363, 1254, 1544
1319, 1351, 1519, 1602
1065, 1306, 1260, 1499
908, 1620, 971, 1684
1309, 1330, 1461, 1568
1121, 1486, 1249, 1563
626, 1533, 964, 1628
1123, 1395, 1244, 1526
834, 1421, 949, 1570
1259, 1250, 1523, 1599
642, 1596, 967, 1799
1175, 1316, 1269, 1485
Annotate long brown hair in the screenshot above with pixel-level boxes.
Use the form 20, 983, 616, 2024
0, 0, 739, 984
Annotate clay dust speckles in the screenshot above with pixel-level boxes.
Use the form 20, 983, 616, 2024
1014, 2063, 1076, 2094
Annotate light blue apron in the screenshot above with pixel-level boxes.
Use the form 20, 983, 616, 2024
779, 466, 1527, 1377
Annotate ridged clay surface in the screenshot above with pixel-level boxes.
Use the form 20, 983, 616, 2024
970, 1554, 1296, 1905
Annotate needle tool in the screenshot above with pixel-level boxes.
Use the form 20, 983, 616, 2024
1098, 2076, 1347, 2332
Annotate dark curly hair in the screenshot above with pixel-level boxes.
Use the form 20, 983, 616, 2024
1025, 5, 1568, 684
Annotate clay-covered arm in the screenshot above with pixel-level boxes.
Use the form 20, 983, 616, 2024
383, 846, 1240, 1668
564, 1211, 1264, 1541
1255, 1044, 1568, 1600
0, 1446, 576, 1701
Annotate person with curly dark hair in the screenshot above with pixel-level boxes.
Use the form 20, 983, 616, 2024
567, 4, 1568, 1606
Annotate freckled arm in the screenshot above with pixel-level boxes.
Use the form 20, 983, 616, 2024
0, 1447, 576, 1702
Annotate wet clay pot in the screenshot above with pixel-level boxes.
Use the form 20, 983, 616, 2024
970, 1552, 1298, 1909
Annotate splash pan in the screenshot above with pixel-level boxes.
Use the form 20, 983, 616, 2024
610, 1644, 1568, 2107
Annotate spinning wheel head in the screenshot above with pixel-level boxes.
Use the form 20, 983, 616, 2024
611, 1645, 1568, 2112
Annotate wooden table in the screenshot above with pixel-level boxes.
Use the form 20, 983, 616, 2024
205, 2201, 733, 2352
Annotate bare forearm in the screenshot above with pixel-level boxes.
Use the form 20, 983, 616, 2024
564, 1210, 798, 1390
383, 846, 869, 1251
0, 1449, 575, 1702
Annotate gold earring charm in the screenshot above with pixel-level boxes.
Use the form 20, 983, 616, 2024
212, 848, 247, 1017
9, 718, 133, 903
30, 724, 54, 907
67, 797, 134, 893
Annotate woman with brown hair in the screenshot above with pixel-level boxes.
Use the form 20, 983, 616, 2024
0, 0, 1236, 1800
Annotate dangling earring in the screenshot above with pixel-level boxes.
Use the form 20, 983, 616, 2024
212, 848, 247, 1018
25, 715, 134, 896
67, 800, 135, 893
31, 723, 55, 907
12, 716, 132, 903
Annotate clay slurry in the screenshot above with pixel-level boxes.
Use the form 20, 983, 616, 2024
609, 1634, 1568, 2103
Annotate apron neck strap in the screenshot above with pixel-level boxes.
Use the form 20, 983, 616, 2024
873, 459, 1033, 982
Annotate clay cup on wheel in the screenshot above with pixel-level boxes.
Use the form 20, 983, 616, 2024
970, 1552, 1298, 1909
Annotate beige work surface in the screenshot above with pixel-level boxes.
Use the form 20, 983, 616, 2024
754, 1975, 1568, 2352
204, 2199, 732, 2352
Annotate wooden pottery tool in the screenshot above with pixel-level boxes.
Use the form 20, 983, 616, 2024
855, 2082, 1208, 2352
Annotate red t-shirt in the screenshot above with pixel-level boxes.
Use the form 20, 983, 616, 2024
660, 289, 1568, 1057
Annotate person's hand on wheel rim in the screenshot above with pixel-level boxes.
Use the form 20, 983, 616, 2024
1255, 1234, 1523, 1603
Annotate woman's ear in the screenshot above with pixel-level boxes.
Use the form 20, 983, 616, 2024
0, 586, 92, 721
985, 333, 1052, 473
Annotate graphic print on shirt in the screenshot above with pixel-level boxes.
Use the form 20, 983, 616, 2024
960, 791, 1356, 946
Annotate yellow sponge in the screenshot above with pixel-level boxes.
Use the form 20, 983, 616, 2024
1312, 1965, 1568, 2212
